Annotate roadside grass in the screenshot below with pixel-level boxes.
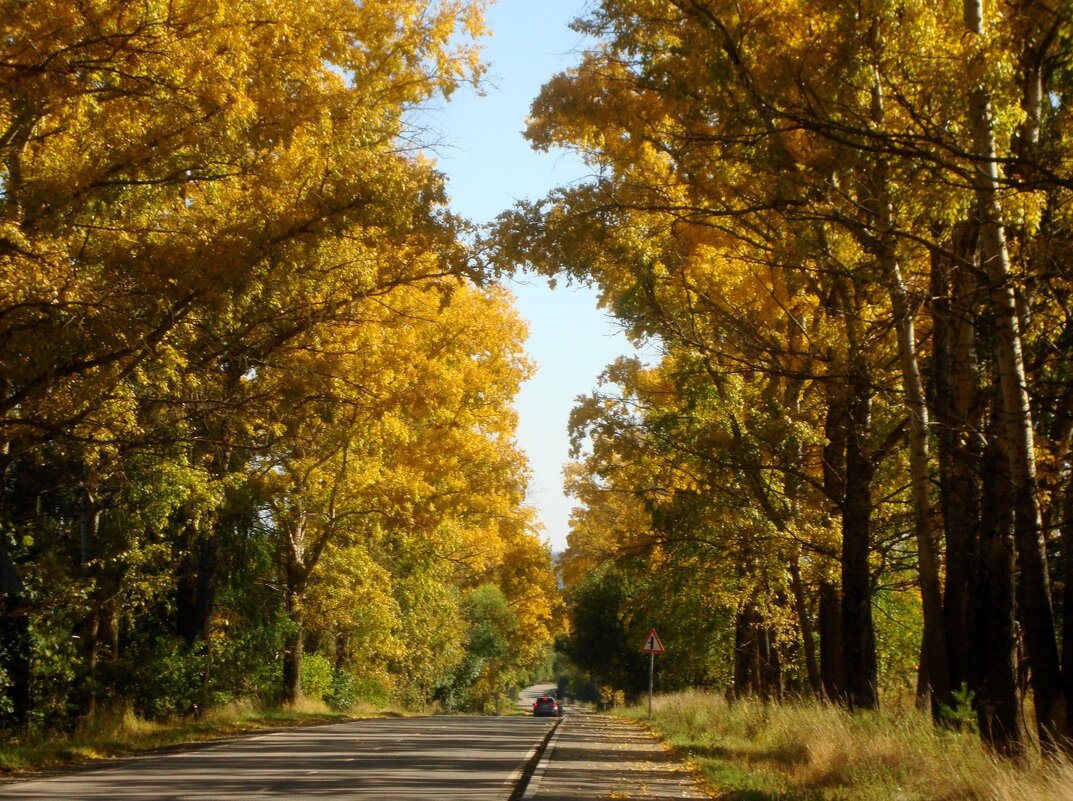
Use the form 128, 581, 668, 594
0, 697, 402, 774
620, 690, 1073, 801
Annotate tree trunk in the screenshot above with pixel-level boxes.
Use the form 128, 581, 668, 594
282, 579, 304, 706
865, 45, 950, 718
176, 529, 219, 647
1062, 482, 1073, 737
818, 579, 844, 702
916, 636, 930, 708
281, 538, 311, 706
175, 364, 243, 654
887, 251, 950, 718
972, 409, 1025, 756
0, 467, 30, 727
823, 390, 848, 512
841, 366, 878, 710
77, 495, 102, 719
731, 602, 783, 700
282, 628, 303, 706
820, 391, 848, 705
963, 0, 1065, 748
930, 225, 982, 699
732, 606, 760, 699
77, 609, 101, 719
760, 624, 782, 702
790, 553, 822, 697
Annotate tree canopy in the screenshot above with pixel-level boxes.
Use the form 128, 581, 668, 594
0, 0, 562, 727
497, 0, 1073, 756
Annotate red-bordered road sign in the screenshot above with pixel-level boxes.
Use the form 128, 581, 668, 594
641, 628, 665, 654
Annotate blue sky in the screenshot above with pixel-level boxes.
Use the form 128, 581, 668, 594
429, 0, 636, 553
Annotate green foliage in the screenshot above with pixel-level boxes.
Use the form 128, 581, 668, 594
0, 664, 11, 717
872, 588, 923, 695
325, 671, 359, 711
389, 575, 467, 707
562, 565, 648, 698
435, 584, 519, 712
560, 558, 736, 703
299, 654, 334, 704
940, 685, 979, 734
327, 675, 391, 711
0, 0, 563, 732
207, 615, 289, 706
125, 638, 205, 721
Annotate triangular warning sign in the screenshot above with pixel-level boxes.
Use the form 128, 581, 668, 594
641, 628, 665, 653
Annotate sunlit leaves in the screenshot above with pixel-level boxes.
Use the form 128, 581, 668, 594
1, 0, 561, 722
509, 0, 1073, 708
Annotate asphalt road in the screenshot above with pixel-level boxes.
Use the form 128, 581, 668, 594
0, 715, 558, 800
517, 682, 559, 710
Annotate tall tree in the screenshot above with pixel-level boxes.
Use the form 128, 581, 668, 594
498, 0, 1073, 750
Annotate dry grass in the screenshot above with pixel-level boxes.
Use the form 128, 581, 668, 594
622, 691, 1073, 801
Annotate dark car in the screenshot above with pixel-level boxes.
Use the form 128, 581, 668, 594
532, 696, 563, 717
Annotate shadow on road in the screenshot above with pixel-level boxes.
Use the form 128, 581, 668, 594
0, 716, 556, 801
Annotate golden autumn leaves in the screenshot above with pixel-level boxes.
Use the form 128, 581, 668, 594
502, 0, 1073, 754
0, 0, 561, 718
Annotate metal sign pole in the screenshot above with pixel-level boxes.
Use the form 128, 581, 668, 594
648, 650, 654, 719
641, 628, 663, 720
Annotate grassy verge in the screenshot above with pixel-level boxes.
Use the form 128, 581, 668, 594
0, 698, 401, 774
619, 690, 1073, 801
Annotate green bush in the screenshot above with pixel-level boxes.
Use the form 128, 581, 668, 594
0, 658, 11, 716
326, 674, 392, 711
299, 653, 333, 702
325, 671, 358, 710
353, 678, 392, 708
126, 637, 205, 720
211, 624, 285, 705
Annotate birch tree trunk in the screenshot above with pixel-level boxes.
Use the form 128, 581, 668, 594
887, 254, 951, 717
821, 390, 848, 703
790, 552, 822, 697
867, 58, 950, 715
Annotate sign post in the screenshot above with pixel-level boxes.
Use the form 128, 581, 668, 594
641, 628, 665, 718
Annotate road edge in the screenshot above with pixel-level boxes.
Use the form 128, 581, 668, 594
505, 717, 562, 801
516, 717, 565, 800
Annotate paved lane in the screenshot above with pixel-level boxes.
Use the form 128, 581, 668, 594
0, 716, 556, 800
